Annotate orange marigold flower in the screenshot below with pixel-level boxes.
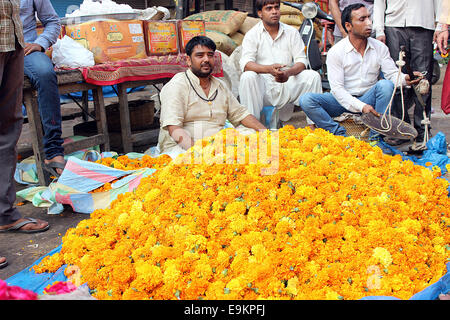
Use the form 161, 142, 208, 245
34, 127, 450, 300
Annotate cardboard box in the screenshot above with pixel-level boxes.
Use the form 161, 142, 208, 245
65, 20, 147, 64
143, 20, 179, 55
178, 20, 206, 53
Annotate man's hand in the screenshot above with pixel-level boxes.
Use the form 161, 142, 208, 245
271, 62, 306, 83
436, 28, 449, 55
274, 69, 289, 83
24, 43, 44, 56
268, 63, 286, 78
405, 71, 424, 86
362, 104, 380, 117
376, 35, 386, 44
167, 125, 194, 151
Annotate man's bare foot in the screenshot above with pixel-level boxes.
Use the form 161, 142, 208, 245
0, 218, 49, 233
44, 155, 65, 175
439, 294, 450, 300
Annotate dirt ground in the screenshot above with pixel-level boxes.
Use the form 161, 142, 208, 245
1, 65, 449, 281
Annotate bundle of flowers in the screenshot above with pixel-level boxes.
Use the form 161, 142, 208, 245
34, 126, 450, 300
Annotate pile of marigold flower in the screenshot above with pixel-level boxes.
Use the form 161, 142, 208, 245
34, 126, 450, 300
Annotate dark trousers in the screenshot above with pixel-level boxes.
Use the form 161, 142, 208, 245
385, 26, 434, 141
0, 41, 24, 226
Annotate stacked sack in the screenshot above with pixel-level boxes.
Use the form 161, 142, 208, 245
184, 10, 260, 56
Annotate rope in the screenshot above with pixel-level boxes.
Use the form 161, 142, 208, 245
377, 50, 413, 137
376, 50, 430, 148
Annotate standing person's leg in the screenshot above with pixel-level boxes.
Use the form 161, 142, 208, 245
0, 42, 49, 237
0, 45, 25, 228
385, 27, 414, 123
299, 92, 348, 136
239, 71, 266, 120
24, 51, 64, 173
0, 47, 19, 268
408, 27, 434, 144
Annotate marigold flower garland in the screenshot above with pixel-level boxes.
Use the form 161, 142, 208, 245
34, 126, 450, 300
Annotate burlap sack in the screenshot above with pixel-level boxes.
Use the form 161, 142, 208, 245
185, 10, 247, 35
280, 3, 301, 15
238, 16, 261, 34
230, 31, 244, 46
280, 14, 304, 26
206, 29, 238, 56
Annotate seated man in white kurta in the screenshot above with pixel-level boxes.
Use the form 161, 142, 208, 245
157, 36, 266, 158
239, 0, 322, 125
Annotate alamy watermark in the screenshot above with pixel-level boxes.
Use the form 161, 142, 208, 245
173, 124, 280, 175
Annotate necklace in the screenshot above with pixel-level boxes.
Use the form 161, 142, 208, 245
185, 71, 218, 105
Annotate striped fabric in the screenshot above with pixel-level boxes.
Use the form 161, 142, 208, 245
16, 154, 156, 214
52, 156, 156, 214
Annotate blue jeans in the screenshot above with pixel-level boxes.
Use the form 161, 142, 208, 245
299, 79, 395, 138
24, 51, 64, 159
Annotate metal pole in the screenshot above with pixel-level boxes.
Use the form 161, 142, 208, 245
175, 0, 184, 19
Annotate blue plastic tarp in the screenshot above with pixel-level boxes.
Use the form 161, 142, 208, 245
60, 85, 146, 103
5, 245, 67, 295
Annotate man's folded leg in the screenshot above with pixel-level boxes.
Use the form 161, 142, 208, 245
298, 92, 348, 136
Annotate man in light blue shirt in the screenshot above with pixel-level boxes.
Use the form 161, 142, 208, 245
20, 0, 65, 176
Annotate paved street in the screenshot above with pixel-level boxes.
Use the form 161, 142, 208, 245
1, 65, 449, 281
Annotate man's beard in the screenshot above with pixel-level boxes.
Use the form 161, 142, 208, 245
191, 63, 213, 78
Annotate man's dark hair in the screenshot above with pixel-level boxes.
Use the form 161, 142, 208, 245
255, 0, 280, 12
185, 36, 216, 56
341, 3, 366, 33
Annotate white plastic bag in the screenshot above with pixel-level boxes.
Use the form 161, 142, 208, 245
52, 36, 95, 68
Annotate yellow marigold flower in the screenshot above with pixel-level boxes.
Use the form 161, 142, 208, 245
144, 188, 161, 203
285, 276, 299, 297
325, 289, 342, 300
33, 127, 450, 300
372, 247, 393, 269
226, 277, 245, 293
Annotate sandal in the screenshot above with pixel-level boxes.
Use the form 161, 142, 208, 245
0, 217, 49, 234
0, 257, 7, 269
43, 161, 66, 178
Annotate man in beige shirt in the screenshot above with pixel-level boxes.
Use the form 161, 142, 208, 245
157, 36, 266, 158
